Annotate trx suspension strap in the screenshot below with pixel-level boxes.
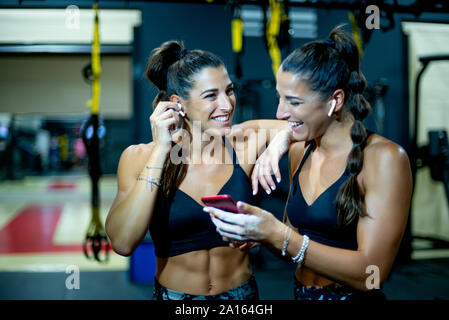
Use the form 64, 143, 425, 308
231, 3, 243, 79
266, 0, 288, 77
348, 11, 364, 58
82, 2, 110, 263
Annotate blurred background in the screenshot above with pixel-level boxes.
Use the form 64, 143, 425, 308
0, 0, 448, 300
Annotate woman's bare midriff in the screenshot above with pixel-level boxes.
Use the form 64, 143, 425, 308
156, 246, 252, 296
296, 266, 339, 289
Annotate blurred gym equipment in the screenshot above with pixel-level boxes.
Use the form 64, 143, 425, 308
81, 2, 111, 263
413, 54, 449, 209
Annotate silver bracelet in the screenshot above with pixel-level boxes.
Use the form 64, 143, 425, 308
281, 226, 292, 256
292, 235, 309, 264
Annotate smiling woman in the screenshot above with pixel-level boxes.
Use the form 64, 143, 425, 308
105, 40, 290, 300
207, 25, 413, 301
176, 66, 236, 132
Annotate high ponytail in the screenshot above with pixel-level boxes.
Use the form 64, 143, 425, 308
145, 40, 185, 109
144, 41, 186, 198
144, 40, 224, 197
281, 25, 371, 226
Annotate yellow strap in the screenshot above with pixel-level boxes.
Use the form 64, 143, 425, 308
92, 206, 103, 232
87, 3, 101, 115
266, 0, 285, 77
348, 12, 364, 58
232, 18, 243, 53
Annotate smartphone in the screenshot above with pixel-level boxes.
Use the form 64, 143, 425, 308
201, 194, 240, 213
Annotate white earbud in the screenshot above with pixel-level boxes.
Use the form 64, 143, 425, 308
327, 99, 336, 117
177, 102, 185, 117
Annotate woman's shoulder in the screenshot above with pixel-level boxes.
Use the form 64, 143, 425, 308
363, 133, 411, 182
118, 142, 156, 170
122, 142, 155, 158
289, 140, 306, 159
364, 134, 409, 164
288, 141, 307, 178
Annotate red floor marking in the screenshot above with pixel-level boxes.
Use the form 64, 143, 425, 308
0, 204, 82, 254
47, 180, 77, 191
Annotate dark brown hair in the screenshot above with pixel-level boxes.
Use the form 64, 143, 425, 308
281, 25, 371, 226
145, 40, 224, 197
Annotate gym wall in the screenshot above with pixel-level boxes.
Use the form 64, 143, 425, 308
0, 55, 132, 118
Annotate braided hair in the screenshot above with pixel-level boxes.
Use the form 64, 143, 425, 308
281, 25, 371, 226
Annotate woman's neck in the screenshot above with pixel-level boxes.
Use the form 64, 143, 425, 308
180, 128, 227, 165
313, 117, 354, 156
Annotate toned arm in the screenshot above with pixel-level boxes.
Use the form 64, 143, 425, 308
105, 142, 169, 256
237, 119, 290, 146
234, 120, 291, 190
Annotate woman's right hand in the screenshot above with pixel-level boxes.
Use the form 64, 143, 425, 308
251, 129, 292, 195
149, 101, 183, 154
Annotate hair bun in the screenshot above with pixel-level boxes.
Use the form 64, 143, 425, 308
178, 49, 188, 60
329, 25, 360, 72
145, 40, 185, 91
324, 38, 336, 47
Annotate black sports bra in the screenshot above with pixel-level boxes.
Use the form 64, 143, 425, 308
149, 137, 254, 257
286, 132, 374, 250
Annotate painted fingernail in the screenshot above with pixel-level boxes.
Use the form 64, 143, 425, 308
266, 189, 271, 195
277, 177, 281, 183
270, 185, 275, 190
252, 190, 256, 196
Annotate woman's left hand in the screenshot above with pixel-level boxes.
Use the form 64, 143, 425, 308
204, 201, 281, 242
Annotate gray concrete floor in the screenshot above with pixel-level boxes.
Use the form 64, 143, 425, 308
1, 257, 448, 300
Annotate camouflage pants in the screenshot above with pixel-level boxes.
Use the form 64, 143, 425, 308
293, 277, 386, 301
153, 275, 259, 300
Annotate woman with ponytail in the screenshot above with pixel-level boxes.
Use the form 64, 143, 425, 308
106, 40, 290, 300
206, 25, 413, 300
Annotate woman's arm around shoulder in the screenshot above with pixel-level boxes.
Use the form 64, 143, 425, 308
233, 119, 290, 144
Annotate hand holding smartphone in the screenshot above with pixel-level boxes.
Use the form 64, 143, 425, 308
201, 194, 240, 213
203, 195, 260, 250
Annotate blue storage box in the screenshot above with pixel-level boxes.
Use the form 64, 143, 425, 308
129, 234, 156, 284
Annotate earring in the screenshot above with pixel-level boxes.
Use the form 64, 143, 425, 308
327, 99, 336, 117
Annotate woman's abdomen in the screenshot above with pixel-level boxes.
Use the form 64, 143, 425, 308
156, 246, 252, 296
